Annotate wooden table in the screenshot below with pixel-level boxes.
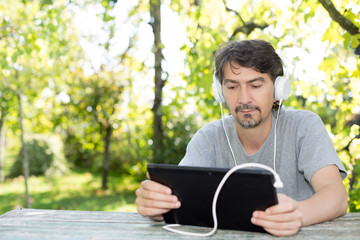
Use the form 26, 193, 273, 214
0, 209, 359, 239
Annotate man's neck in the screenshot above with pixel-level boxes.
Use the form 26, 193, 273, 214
235, 116, 273, 155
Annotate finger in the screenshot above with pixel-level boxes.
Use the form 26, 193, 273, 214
137, 188, 177, 203
136, 183, 178, 205
263, 227, 300, 237
136, 196, 181, 218
140, 180, 172, 195
137, 204, 172, 218
253, 210, 302, 224
263, 220, 301, 237
251, 215, 301, 232
137, 201, 179, 213
150, 214, 165, 221
138, 194, 181, 209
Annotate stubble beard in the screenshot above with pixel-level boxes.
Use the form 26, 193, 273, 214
235, 104, 262, 129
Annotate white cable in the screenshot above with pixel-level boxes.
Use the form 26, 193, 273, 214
162, 163, 283, 237
220, 103, 237, 166
273, 100, 283, 171
220, 101, 282, 170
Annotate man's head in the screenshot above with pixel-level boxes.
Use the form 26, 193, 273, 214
213, 40, 286, 112
214, 40, 284, 86
213, 40, 286, 129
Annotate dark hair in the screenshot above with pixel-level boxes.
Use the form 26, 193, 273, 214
214, 40, 284, 110
214, 40, 283, 84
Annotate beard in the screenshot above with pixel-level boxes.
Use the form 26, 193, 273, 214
234, 104, 262, 129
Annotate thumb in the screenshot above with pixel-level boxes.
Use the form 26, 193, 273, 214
277, 193, 290, 204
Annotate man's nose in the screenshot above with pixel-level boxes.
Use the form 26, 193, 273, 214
239, 87, 251, 104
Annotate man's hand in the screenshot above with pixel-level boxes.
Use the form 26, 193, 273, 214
135, 173, 181, 221
251, 193, 302, 237
251, 165, 347, 237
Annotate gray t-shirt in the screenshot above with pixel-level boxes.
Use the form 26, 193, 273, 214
179, 108, 347, 201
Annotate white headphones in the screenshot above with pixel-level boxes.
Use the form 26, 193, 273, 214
212, 74, 226, 103
212, 62, 291, 103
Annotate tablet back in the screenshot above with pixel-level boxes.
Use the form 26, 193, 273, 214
147, 163, 278, 233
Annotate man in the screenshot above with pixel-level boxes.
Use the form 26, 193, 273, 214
135, 39, 348, 237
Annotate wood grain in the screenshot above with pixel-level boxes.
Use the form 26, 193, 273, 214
0, 209, 359, 240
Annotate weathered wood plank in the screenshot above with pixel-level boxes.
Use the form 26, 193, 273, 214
0, 209, 152, 223
0, 209, 359, 240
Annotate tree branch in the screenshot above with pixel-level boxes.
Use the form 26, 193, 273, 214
223, 0, 246, 25
318, 0, 359, 35
230, 22, 269, 38
223, 0, 268, 37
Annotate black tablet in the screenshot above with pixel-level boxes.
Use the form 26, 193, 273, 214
147, 163, 278, 233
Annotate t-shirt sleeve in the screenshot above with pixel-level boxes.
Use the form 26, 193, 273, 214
297, 112, 347, 182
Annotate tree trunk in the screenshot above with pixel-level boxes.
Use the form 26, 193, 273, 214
102, 124, 113, 190
17, 91, 31, 208
150, 0, 166, 162
0, 103, 5, 183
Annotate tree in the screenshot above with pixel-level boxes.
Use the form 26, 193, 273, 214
0, 92, 12, 183
69, 68, 124, 190
0, 0, 80, 207
150, 0, 167, 162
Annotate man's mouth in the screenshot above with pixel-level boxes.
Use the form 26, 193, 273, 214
240, 109, 255, 113
235, 105, 261, 114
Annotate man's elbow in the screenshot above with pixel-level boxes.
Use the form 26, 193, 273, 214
340, 197, 348, 216
337, 188, 348, 217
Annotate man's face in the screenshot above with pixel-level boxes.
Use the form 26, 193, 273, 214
222, 62, 275, 129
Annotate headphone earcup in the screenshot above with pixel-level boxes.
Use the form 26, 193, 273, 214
212, 74, 225, 103
274, 76, 291, 101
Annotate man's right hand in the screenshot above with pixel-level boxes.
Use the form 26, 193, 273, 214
135, 173, 181, 221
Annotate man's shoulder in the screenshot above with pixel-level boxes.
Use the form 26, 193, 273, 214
282, 108, 321, 122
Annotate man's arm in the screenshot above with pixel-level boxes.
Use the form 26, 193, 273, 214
297, 164, 348, 226
251, 165, 347, 237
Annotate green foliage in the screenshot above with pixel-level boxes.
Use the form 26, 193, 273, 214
9, 134, 68, 177
10, 139, 54, 177
161, 102, 201, 164
63, 133, 98, 170
1, 0, 360, 212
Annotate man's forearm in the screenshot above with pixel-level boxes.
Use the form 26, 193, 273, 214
298, 181, 347, 227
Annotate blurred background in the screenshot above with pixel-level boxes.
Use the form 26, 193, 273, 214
0, 0, 359, 214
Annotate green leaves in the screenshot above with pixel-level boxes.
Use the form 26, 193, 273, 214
1, 0, 360, 211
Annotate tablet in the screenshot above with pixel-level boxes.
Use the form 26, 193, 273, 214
147, 163, 278, 233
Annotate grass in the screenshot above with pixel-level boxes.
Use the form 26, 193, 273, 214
0, 171, 139, 215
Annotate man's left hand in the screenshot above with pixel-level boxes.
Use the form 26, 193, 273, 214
251, 193, 303, 237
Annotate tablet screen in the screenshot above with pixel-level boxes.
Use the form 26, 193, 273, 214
147, 163, 278, 233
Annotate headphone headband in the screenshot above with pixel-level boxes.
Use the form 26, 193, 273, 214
212, 59, 291, 103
